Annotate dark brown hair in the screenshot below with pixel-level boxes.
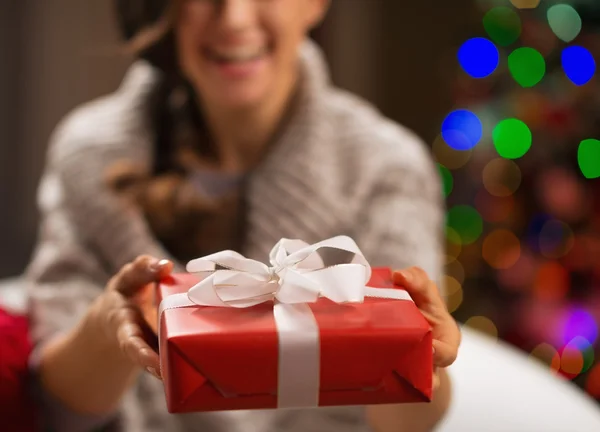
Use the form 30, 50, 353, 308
115, 0, 178, 73
113, 0, 218, 173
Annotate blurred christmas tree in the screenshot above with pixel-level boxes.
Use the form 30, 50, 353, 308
438, 0, 600, 401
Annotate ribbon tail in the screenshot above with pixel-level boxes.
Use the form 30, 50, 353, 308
273, 302, 320, 408
364, 286, 414, 302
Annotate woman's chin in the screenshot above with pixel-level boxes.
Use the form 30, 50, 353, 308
211, 87, 272, 111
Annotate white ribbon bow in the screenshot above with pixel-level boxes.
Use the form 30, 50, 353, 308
184, 235, 373, 308
159, 236, 411, 409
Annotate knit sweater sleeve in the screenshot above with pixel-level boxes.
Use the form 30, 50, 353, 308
47, 125, 178, 273
25, 115, 179, 432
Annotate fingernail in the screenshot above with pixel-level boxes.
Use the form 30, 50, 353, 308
146, 367, 161, 380
150, 259, 169, 272
398, 270, 411, 283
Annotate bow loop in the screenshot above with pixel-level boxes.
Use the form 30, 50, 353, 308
185, 236, 372, 308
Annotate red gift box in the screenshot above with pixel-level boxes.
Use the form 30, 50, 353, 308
156, 267, 432, 413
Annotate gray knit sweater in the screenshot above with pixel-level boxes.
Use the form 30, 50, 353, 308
25, 41, 444, 432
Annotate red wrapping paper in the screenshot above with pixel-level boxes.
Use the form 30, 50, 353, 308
156, 267, 432, 413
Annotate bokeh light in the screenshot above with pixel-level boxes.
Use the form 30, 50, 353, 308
586, 364, 600, 398
530, 343, 561, 372
534, 261, 569, 302
547, 4, 582, 43
446, 259, 465, 284
509, 0, 540, 9
483, 7, 522, 47
482, 229, 521, 270
443, 275, 464, 314
508, 47, 546, 88
475, 191, 516, 223
537, 167, 588, 223
432, 135, 473, 169
578, 139, 600, 179
562, 308, 598, 345
527, 214, 553, 253
568, 336, 595, 374
493, 119, 532, 159
438, 164, 453, 197
498, 250, 537, 292
465, 316, 498, 339
560, 343, 584, 375
482, 158, 522, 196
458, 37, 500, 79
441, 110, 483, 151
446, 205, 484, 245
538, 220, 574, 259
562, 46, 596, 86
446, 227, 462, 264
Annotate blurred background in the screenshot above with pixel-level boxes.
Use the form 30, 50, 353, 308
1, 0, 600, 405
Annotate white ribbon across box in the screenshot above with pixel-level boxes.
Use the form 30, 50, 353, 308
158, 236, 420, 410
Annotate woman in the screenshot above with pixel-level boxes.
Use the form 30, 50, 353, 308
26, 0, 460, 431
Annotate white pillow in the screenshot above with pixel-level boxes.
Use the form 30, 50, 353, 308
439, 327, 600, 432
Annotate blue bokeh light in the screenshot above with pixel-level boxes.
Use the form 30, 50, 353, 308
563, 308, 598, 345
458, 37, 500, 79
562, 46, 596, 86
441, 109, 483, 151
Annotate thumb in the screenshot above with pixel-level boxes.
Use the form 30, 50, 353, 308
110, 256, 173, 298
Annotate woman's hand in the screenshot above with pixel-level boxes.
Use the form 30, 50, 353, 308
393, 267, 461, 390
90, 255, 173, 380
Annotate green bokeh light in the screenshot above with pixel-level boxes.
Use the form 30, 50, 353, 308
547, 4, 582, 43
578, 139, 600, 179
493, 119, 532, 159
568, 337, 595, 374
508, 47, 546, 88
438, 164, 454, 197
446, 205, 483, 245
483, 7, 522, 46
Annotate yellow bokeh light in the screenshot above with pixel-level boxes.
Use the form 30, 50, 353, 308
510, 0, 540, 9
446, 227, 462, 264
482, 158, 522, 197
443, 275, 463, 314
482, 229, 521, 270
432, 135, 472, 169
445, 259, 465, 284
464, 316, 498, 339
530, 343, 561, 373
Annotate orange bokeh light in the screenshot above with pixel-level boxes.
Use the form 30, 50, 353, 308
530, 343, 561, 373
560, 345, 584, 375
482, 229, 521, 270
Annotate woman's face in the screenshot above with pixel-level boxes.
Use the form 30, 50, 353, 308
175, 0, 327, 110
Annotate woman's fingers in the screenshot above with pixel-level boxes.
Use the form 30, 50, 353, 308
433, 335, 460, 368
110, 255, 173, 297
393, 267, 444, 309
116, 308, 161, 377
393, 267, 461, 369
432, 367, 440, 392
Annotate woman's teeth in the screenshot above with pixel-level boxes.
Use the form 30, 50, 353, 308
211, 47, 267, 63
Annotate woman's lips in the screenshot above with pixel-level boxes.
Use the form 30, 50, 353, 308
205, 46, 271, 80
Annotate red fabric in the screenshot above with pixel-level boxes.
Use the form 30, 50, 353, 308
155, 268, 433, 414
0, 307, 36, 432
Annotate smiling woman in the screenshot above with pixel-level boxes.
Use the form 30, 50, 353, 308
25, 1, 458, 431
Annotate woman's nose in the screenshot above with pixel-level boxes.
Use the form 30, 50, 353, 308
217, 0, 258, 32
